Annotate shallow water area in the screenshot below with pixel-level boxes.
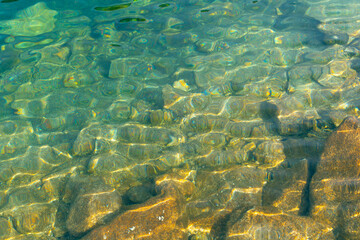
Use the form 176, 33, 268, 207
0, 0, 360, 239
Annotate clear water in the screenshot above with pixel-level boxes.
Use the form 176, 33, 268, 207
0, 0, 359, 239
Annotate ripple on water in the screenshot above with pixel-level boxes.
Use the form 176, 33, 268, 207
0, 0, 359, 239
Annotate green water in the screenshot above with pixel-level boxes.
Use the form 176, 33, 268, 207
0, 0, 360, 239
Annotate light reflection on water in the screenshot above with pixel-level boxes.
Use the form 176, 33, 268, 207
0, 0, 359, 239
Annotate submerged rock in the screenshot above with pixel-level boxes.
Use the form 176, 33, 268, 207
81, 173, 189, 240
226, 206, 335, 239
0, 120, 36, 161
0, 0, 356, 239
186, 166, 266, 236
0, 217, 14, 239
0, 2, 57, 36
11, 203, 58, 235
310, 116, 360, 239
0, 46, 19, 74
64, 176, 122, 237
262, 158, 309, 215
273, 0, 348, 48
253, 140, 286, 167
124, 184, 155, 204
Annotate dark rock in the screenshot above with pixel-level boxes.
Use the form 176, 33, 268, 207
351, 58, 360, 73
262, 158, 308, 214
323, 32, 349, 46
345, 38, 360, 57
0, 47, 19, 74
115, 17, 149, 31
125, 183, 155, 204
136, 87, 164, 109
277, 0, 309, 15
273, 15, 320, 32
282, 137, 324, 159
273, 0, 343, 48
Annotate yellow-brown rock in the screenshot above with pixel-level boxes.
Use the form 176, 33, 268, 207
227, 207, 335, 240
12, 203, 57, 234
253, 140, 285, 167
155, 171, 195, 198
64, 176, 122, 237
185, 166, 267, 237
81, 173, 190, 240
312, 116, 360, 179
0, 217, 15, 239
310, 116, 360, 239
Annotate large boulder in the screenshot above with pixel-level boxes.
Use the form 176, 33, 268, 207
81, 173, 193, 240
310, 116, 360, 239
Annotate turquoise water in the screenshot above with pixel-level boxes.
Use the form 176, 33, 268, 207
0, 0, 360, 239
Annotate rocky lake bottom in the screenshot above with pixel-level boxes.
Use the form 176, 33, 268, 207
1, 0, 360, 239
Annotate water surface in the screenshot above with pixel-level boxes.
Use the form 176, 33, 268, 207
0, 0, 359, 239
